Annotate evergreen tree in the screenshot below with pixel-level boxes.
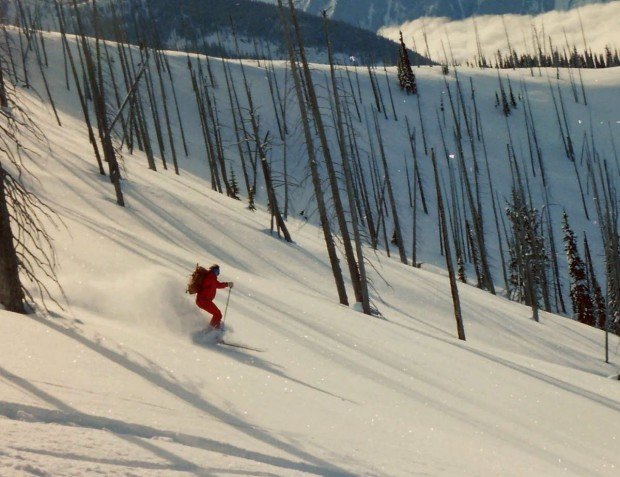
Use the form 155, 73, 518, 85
606, 264, 620, 333
391, 229, 398, 246
562, 213, 595, 326
584, 235, 607, 330
508, 80, 517, 108
501, 86, 511, 117
456, 250, 467, 284
396, 55, 405, 93
506, 190, 546, 318
604, 223, 620, 333
229, 167, 240, 200
397, 31, 417, 95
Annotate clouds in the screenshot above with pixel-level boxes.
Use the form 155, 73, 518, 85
380, 1, 620, 63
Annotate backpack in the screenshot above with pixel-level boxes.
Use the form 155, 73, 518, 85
187, 265, 208, 294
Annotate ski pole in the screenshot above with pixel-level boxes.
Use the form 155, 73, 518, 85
222, 286, 232, 325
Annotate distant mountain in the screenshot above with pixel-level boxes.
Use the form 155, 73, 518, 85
88, 0, 431, 65
254, 0, 612, 32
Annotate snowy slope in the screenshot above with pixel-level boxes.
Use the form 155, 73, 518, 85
8, 30, 619, 289
1, 29, 620, 476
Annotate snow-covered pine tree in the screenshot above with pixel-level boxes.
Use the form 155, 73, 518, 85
396, 54, 405, 93
506, 190, 546, 320
397, 31, 417, 95
562, 213, 595, 326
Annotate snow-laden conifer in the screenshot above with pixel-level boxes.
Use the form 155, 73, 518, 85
397, 31, 417, 95
562, 213, 595, 326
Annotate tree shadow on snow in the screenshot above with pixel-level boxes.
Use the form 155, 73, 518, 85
233, 293, 614, 476
21, 315, 357, 477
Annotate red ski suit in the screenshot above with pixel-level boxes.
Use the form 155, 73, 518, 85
196, 271, 229, 328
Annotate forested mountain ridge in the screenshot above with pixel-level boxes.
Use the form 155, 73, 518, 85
0, 0, 430, 65
134, 0, 430, 64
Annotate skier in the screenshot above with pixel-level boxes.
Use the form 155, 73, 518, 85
195, 264, 233, 330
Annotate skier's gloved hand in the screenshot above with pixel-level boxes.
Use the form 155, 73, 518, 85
228, 282, 234, 288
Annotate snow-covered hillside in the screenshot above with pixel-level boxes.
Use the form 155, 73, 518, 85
1, 27, 620, 476
381, 1, 620, 64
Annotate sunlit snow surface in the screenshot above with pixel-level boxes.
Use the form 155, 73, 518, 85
0, 27, 619, 476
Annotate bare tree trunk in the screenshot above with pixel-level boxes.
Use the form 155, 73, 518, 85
203, 81, 230, 194
373, 110, 408, 264
15, 0, 30, 88
142, 48, 167, 170
345, 96, 377, 249
405, 117, 428, 214
0, 165, 26, 313
323, 12, 371, 314
0, 58, 8, 108
367, 64, 382, 114
2, 27, 19, 84
286, 0, 363, 303
430, 150, 466, 340
241, 67, 291, 243
383, 64, 398, 121
188, 57, 219, 191
32, 28, 61, 126
220, 55, 252, 198
151, 48, 179, 175
103, 40, 128, 146
55, 2, 105, 175
277, 0, 347, 304
74, 0, 124, 206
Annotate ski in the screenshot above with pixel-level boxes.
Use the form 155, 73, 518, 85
217, 339, 264, 352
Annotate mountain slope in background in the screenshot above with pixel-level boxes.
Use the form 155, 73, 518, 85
94, 0, 430, 64
255, 0, 613, 32
0, 0, 429, 64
